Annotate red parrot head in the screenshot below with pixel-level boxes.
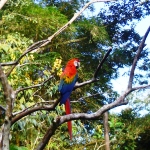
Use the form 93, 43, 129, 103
66, 58, 80, 69
60, 58, 80, 84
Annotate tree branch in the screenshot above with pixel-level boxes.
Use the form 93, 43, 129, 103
1, 40, 47, 67
75, 47, 112, 89
15, 75, 53, 94
103, 112, 110, 150
128, 26, 150, 89
35, 88, 131, 150
93, 47, 112, 79
11, 99, 60, 125
0, 65, 16, 149
75, 78, 98, 89
132, 84, 150, 91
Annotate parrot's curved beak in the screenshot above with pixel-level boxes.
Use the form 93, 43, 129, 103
74, 60, 80, 69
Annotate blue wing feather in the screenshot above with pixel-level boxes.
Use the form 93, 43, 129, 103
59, 74, 78, 105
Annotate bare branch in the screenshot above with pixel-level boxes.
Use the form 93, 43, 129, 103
15, 75, 53, 94
93, 47, 112, 79
23, 102, 55, 114
75, 78, 98, 89
76, 93, 101, 102
128, 26, 150, 89
132, 84, 150, 91
103, 112, 110, 150
75, 47, 112, 89
12, 100, 55, 116
60, 90, 130, 123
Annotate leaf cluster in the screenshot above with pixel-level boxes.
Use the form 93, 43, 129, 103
0, 0, 150, 149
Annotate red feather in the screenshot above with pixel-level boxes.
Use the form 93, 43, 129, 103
65, 99, 72, 140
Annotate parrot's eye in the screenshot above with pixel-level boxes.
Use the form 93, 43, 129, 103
74, 60, 80, 68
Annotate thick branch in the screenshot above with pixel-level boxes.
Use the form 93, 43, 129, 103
11, 99, 60, 125
128, 26, 150, 89
59, 91, 130, 123
35, 88, 130, 150
103, 112, 110, 150
0, 65, 16, 149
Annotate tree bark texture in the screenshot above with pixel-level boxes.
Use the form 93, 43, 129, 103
103, 112, 110, 150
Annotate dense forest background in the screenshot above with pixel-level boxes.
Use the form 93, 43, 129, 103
0, 0, 150, 149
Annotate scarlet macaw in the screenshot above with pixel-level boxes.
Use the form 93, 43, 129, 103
59, 58, 80, 140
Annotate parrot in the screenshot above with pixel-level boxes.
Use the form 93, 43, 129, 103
58, 58, 80, 140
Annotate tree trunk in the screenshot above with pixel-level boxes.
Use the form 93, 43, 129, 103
0, 65, 15, 150
103, 112, 110, 150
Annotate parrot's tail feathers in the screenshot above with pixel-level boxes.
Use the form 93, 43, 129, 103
67, 120, 72, 140
65, 99, 72, 140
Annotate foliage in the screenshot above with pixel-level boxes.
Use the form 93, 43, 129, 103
0, 0, 150, 149
107, 108, 150, 150
1, 0, 69, 41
